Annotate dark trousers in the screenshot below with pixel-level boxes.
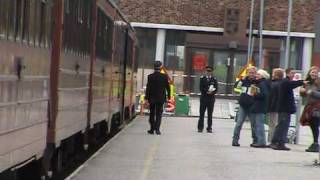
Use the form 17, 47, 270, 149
149, 102, 164, 131
198, 98, 215, 131
310, 117, 320, 143
271, 112, 290, 145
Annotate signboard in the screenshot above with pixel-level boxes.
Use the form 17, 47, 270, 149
192, 54, 207, 70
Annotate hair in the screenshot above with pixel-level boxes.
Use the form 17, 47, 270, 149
205, 66, 213, 70
257, 69, 270, 79
154, 61, 162, 70
246, 66, 257, 72
272, 68, 284, 80
285, 68, 294, 75
305, 66, 320, 82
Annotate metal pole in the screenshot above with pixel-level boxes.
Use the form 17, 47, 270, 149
250, 36, 255, 60
285, 0, 293, 69
258, 0, 264, 68
247, 0, 255, 64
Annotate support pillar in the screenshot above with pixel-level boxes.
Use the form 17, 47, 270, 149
155, 29, 166, 62
302, 38, 313, 76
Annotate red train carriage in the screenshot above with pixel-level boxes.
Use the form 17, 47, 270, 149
0, 0, 138, 179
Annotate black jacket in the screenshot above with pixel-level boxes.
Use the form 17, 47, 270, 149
199, 76, 218, 100
278, 77, 304, 114
238, 77, 256, 109
268, 79, 282, 112
250, 79, 270, 113
145, 71, 170, 104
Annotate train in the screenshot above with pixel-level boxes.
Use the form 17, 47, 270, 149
0, 0, 138, 179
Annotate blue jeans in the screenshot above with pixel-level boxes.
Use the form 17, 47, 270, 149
251, 113, 266, 145
271, 112, 290, 145
233, 106, 257, 143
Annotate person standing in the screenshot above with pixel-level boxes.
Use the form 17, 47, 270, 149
198, 66, 218, 133
250, 69, 270, 148
300, 66, 320, 152
145, 61, 171, 135
232, 66, 257, 146
270, 68, 305, 150
267, 68, 284, 142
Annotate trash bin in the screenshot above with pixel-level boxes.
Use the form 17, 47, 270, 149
175, 94, 189, 116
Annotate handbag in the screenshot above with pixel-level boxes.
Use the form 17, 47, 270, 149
300, 101, 320, 126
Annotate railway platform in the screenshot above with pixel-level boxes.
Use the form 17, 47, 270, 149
66, 114, 320, 180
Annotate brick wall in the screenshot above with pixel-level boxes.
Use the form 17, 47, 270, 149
118, 0, 320, 33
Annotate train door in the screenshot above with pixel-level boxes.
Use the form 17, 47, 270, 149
110, 22, 126, 129
119, 28, 129, 125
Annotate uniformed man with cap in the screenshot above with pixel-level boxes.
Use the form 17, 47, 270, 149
198, 66, 218, 133
145, 61, 171, 135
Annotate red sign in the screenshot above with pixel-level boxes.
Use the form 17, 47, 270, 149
192, 54, 208, 70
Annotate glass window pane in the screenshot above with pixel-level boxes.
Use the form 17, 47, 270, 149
136, 28, 157, 69
164, 30, 186, 71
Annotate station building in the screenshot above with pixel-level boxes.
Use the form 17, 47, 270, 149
118, 0, 320, 95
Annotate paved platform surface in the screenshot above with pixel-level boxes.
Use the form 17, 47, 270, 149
67, 116, 320, 180
189, 97, 235, 118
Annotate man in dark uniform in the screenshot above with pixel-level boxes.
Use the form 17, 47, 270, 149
198, 66, 218, 133
145, 61, 171, 135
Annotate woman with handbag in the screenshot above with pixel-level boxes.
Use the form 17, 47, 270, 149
300, 66, 320, 152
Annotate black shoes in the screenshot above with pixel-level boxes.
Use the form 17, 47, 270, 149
198, 129, 213, 133
270, 143, 291, 151
148, 130, 161, 135
232, 142, 240, 147
305, 143, 319, 152
268, 143, 278, 149
251, 143, 267, 148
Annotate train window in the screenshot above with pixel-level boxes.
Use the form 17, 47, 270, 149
126, 37, 133, 68
64, 0, 70, 14
95, 8, 113, 61
63, 0, 92, 56
0, 0, 23, 41
0, 0, 52, 47
38, 1, 53, 48
7, 1, 16, 40
14, 0, 23, 42
38, 1, 46, 47
0, 0, 9, 39
28, 0, 37, 45
22, 0, 30, 43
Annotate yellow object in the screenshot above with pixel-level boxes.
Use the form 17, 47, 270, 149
160, 66, 176, 100
234, 58, 255, 93
140, 94, 145, 104
170, 84, 175, 100
235, 58, 255, 81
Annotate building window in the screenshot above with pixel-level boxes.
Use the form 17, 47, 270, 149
136, 28, 157, 69
164, 30, 186, 71
280, 37, 303, 70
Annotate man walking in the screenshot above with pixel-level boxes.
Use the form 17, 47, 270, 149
198, 66, 218, 133
145, 61, 171, 135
